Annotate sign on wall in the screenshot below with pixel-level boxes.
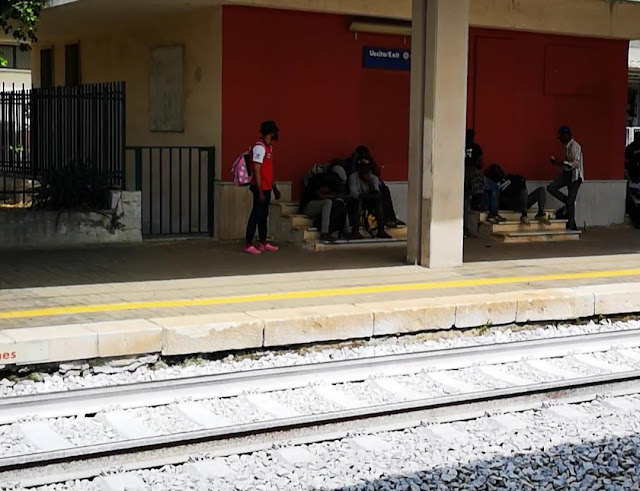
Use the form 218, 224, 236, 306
362, 46, 411, 71
149, 45, 184, 132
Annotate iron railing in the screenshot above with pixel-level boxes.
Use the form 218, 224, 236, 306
129, 146, 215, 237
0, 82, 125, 206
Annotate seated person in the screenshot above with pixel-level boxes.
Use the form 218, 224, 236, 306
486, 164, 551, 225
347, 145, 405, 228
625, 133, 640, 227
299, 163, 352, 242
348, 163, 392, 239
464, 130, 505, 224
303, 158, 345, 187
626, 133, 640, 182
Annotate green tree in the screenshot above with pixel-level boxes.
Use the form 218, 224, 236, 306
0, 0, 45, 66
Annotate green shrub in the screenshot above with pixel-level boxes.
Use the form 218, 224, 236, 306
31, 162, 113, 211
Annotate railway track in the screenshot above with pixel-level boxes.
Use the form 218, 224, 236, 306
3, 328, 640, 488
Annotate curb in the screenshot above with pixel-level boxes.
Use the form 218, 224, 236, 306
1, 282, 639, 366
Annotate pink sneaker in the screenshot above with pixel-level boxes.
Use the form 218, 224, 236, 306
245, 245, 262, 255
257, 242, 279, 252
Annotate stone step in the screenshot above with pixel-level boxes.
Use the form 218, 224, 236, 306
499, 230, 581, 243
293, 225, 407, 244
277, 202, 299, 217
289, 214, 314, 228
313, 238, 407, 251
475, 209, 557, 222
487, 219, 567, 234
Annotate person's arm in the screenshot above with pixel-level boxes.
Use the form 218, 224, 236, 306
272, 183, 281, 201
252, 162, 263, 198
349, 175, 360, 199
371, 175, 380, 192
252, 144, 266, 199
316, 186, 336, 199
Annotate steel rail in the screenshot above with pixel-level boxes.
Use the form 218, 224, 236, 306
1, 328, 639, 425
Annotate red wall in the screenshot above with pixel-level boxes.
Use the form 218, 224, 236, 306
221, 6, 410, 195
222, 7, 628, 196
467, 28, 628, 181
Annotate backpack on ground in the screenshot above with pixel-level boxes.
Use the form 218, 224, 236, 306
231, 147, 253, 186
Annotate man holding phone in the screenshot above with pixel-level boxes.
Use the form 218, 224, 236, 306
547, 126, 583, 230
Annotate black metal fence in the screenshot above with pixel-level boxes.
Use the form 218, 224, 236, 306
0, 82, 125, 205
129, 146, 215, 237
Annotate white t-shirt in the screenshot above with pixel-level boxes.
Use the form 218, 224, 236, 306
252, 144, 266, 164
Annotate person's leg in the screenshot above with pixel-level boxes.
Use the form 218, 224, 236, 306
379, 182, 398, 225
349, 197, 363, 235
528, 186, 550, 224
245, 186, 260, 249
527, 186, 546, 213
256, 191, 278, 251
547, 172, 569, 207
565, 179, 582, 230
369, 194, 391, 238
484, 177, 505, 222
257, 190, 271, 243
303, 199, 332, 234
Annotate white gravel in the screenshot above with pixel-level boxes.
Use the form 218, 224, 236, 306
2, 318, 640, 398
48, 416, 119, 447
0, 424, 36, 458
19, 395, 640, 490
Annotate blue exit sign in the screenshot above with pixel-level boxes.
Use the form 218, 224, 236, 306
363, 46, 411, 71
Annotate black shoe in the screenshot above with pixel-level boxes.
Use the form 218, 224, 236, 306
347, 231, 364, 241
319, 233, 336, 243
395, 219, 406, 227
567, 223, 579, 231
556, 207, 567, 220
376, 230, 393, 239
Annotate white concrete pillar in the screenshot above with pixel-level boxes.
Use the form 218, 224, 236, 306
407, 0, 469, 268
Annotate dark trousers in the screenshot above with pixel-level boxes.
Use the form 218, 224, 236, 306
547, 171, 582, 228
503, 186, 547, 215
379, 182, 397, 223
349, 193, 384, 233
245, 186, 271, 245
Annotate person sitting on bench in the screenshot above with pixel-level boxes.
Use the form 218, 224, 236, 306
300, 163, 352, 243
347, 145, 405, 228
348, 162, 393, 239
486, 164, 551, 225
464, 130, 505, 224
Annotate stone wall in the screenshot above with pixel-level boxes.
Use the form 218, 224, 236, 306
0, 191, 142, 249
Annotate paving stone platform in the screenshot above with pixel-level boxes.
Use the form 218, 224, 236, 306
0, 234, 639, 366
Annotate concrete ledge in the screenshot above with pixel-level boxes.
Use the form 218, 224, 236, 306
452, 294, 518, 328
358, 298, 455, 336
515, 289, 594, 323
86, 320, 162, 357
592, 283, 640, 316
153, 313, 264, 356
1, 282, 639, 365
251, 304, 373, 347
3, 325, 96, 364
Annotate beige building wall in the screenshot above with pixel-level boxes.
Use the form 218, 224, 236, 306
228, 0, 640, 39
32, 7, 222, 153
0, 69, 31, 89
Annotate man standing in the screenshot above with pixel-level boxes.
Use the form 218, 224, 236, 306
245, 121, 282, 255
547, 126, 583, 230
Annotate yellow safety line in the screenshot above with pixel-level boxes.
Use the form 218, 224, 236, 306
1, 268, 640, 320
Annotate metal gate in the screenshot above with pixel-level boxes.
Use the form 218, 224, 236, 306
129, 146, 215, 237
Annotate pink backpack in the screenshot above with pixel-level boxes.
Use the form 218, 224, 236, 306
231, 146, 253, 186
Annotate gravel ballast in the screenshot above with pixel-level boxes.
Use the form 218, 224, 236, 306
12, 395, 640, 490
